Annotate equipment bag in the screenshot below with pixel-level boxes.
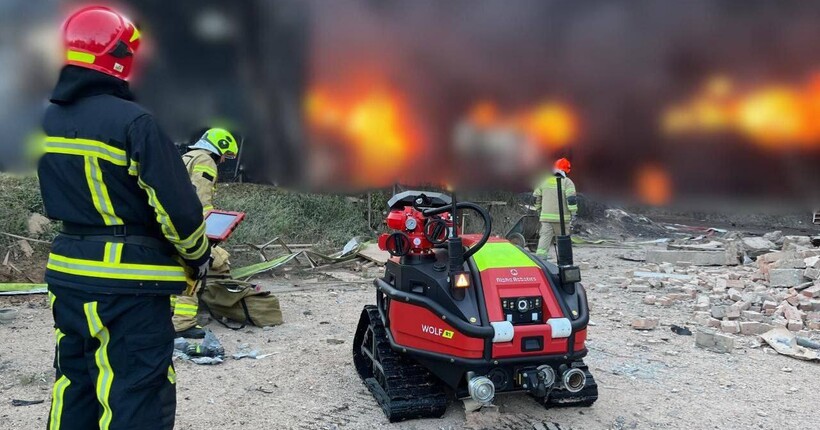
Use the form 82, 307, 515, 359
200, 281, 283, 329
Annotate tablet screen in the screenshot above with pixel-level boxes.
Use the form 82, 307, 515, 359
205, 212, 242, 240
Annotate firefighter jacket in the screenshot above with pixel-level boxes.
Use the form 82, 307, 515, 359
533, 173, 578, 222
38, 66, 209, 295
182, 149, 218, 214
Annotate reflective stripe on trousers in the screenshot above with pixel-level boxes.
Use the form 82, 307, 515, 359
83, 302, 114, 429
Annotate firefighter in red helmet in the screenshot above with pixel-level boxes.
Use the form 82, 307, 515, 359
40, 6, 209, 429
533, 158, 578, 259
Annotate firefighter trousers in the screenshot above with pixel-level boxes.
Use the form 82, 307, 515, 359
536, 222, 563, 259
171, 245, 231, 332
47, 284, 176, 430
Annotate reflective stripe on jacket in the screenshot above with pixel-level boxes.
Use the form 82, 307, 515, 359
182, 149, 218, 214
533, 175, 577, 222
38, 66, 208, 294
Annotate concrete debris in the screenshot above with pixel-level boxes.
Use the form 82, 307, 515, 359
763, 230, 783, 244
645, 249, 737, 266
633, 271, 693, 281
782, 236, 813, 251
742, 237, 776, 257
631, 317, 659, 330
695, 328, 735, 353
27, 213, 51, 236
625, 230, 820, 348
767, 269, 804, 287
17, 240, 33, 258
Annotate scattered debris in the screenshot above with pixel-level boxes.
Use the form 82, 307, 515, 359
741, 237, 776, 257
670, 325, 692, 336
11, 399, 44, 407
17, 240, 33, 258
645, 249, 737, 266
759, 327, 820, 361
631, 317, 659, 330
232, 343, 272, 360
0, 284, 47, 296
695, 328, 735, 353
174, 331, 226, 365
26, 213, 51, 236
0, 308, 19, 324
356, 243, 390, 265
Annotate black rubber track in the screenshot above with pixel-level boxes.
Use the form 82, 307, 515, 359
352, 305, 448, 422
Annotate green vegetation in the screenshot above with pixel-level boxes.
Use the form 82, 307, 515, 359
0, 174, 57, 245
215, 183, 377, 250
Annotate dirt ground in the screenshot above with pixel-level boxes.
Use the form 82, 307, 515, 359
1, 246, 819, 430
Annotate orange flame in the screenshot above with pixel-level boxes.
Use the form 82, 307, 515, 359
305, 86, 417, 187
464, 99, 580, 149
518, 102, 579, 149
635, 164, 673, 206
663, 75, 820, 148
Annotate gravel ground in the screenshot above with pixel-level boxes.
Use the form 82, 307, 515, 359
1, 246, 819, 429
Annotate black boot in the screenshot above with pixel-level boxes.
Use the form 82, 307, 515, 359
176, 325, 206, 339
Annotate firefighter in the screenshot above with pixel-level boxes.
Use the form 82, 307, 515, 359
171, 127, 238, 338
533, 158, 578, 259
39, 7, 209, 429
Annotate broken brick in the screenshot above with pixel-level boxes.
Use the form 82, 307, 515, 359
787, 319, 804, 332
720, 320, 740, 334
631, 317, 659, 330
800, 284, 820, 298
741, 310, 764, 322
739, 321, 763, 335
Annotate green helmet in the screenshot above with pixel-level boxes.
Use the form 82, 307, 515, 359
189, 128, 238, 159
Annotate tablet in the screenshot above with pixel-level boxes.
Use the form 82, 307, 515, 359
205, 210, 245, 242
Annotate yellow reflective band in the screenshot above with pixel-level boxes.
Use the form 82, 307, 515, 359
66, 50, 95, 64
179, 222, 206, 250
167, 365, 176, 385
44, 137, 127, 166
49, 291, 56, 308
130, 26, 141, 43
128, 159, 139, 177
178, 235, 208, 260
85, 157, 123, 226
49, 375, 71, 430
170, 295, 178, 308
136, 177, 207, 259
48, 253, 187, 282
103, 243, 123, 264
84, 302, 113, 429
202, 205, 214, 214
137, 177, 182, 242
193, 164, 217, 178
173, 304, 198, 317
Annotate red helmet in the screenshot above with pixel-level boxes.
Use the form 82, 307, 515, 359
554, 157, 571, 174
62, 6, 141, 80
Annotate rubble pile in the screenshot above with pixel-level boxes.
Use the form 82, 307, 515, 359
620, 232, 820, 342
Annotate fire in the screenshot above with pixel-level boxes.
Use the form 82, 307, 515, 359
464, 99, 580, 149
663, 74, 820, 148
635, 164, 673, 206
519, 102, 579, 149
305, 86, 416, 187
468, 101, 500, 128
